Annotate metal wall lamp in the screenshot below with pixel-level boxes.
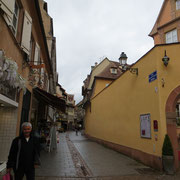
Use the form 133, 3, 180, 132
162, 50, 170, 66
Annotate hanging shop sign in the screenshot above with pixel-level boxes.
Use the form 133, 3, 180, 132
28, 68, 45, 88
140, 113, 151, 139
30, 63, 45, 69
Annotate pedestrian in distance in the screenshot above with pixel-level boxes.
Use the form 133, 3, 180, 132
75, 128, 78, 136
6, 122, 41, 180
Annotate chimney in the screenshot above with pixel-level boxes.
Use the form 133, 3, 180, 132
95, 62, 98, 66
91, 66, 95, 70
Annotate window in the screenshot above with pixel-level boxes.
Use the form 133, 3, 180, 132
176, 102, 180, 126
29, 36, 35, 62
34, 43, 40, 65
43, 2, 48, 12
176, 0, 180, 10
110, 68, 117, 74
165, 29, 178, 43
12, 1, 19, 35
21, 11, 32, 55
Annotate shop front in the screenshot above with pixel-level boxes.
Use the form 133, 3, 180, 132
0, 50, 26, 172
32, 87, 66, 152
0, 88, 19, 171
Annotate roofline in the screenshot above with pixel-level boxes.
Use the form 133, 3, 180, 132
89, 57, 110, 76
91, 42, 180, 101
149, 16, 180, 37
83, 57, 111, 90
34, 0, 53, 74
94, 76, 117, 80
90, 76, 114, 97
130, 42, 180, 68
149, 0, 165, 37
158, 16, 180, 30
109, 60, 119, 64
76, 100, 83, 106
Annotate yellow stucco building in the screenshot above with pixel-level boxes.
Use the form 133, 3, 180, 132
84, 0, 180, 171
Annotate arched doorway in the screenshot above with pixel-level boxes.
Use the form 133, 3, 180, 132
166, 85, 180, 171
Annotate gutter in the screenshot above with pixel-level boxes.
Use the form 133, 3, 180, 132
34, 0, 53, 75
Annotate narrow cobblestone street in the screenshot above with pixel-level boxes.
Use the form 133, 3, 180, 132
35, 132, 180, 180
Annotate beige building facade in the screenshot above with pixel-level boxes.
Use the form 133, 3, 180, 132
0, 0, 60, 170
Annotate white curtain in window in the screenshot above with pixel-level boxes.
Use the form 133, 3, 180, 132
166, 29, 178, 43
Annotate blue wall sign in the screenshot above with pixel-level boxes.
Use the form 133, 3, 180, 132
149, 71, 157, 83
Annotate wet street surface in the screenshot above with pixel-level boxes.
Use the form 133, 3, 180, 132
35, 131, 180, 180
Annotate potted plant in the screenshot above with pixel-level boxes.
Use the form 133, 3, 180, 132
162, 134, 174, 174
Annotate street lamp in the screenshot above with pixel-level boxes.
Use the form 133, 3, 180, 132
119, 52, 127, 66
162, 50, 170, 66
119, 52, 138, 75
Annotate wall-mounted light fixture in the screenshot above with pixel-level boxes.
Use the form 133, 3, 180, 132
119, 52, 138, 75
162, 50, 170, 66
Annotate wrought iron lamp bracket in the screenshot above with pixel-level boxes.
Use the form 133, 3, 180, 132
129, 68, 138, 75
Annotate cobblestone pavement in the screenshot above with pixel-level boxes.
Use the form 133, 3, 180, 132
36, 133, 77, 177
35, 131, 180, 180
1, 131, 180, 180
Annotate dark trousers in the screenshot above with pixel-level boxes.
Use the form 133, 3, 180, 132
14, 168, 35, 180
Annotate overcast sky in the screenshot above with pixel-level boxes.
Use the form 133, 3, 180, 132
44, 0, 163, 104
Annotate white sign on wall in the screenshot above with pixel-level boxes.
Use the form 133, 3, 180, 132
140, 114, 151, 139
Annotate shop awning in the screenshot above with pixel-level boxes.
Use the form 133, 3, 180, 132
33, 87, 66, 112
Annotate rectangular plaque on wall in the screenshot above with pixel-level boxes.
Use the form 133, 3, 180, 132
140, 114, 151, 139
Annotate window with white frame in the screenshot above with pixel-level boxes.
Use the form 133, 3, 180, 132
110, 68, 117, 74
176, 0, 180, 10
165, 29, 178, 43
12, 1, 19, 35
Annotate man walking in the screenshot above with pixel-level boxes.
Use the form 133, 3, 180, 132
6, 122, 40, 180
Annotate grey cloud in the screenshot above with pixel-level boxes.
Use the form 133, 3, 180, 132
45, 0, 163, 103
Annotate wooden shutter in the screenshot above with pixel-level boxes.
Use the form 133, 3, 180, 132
0, 0, 15, 21
21, 10, 32, 55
